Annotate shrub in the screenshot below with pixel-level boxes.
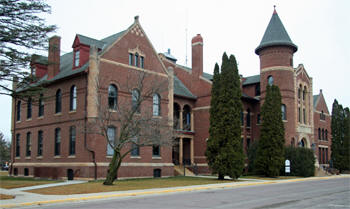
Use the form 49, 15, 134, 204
283, 147, 315, 177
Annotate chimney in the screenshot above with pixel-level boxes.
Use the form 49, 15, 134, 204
191, 34, 203, 77
47, 36, 61, 79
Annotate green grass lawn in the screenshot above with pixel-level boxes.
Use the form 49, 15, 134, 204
29, 176, 238, 195
0, 176, 62, 189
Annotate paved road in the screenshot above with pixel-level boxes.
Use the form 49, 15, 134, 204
20, 177, 350, 209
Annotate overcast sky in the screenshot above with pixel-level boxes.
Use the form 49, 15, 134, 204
0, 0, 349, 140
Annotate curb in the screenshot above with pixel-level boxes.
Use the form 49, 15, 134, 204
1, 175, 349, 208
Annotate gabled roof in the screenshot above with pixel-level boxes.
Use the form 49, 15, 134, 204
174, 75, 196, 99
255, 9, 297, 54
243, 74, 260, 86
202, 72, 213, 81
76, 34, 105, 49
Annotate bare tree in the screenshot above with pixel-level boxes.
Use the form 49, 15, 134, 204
86, 71, 174, 185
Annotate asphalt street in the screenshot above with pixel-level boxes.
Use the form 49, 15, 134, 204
14, 177, 350, 209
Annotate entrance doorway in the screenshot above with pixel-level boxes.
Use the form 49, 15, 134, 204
67, 169, 74, 180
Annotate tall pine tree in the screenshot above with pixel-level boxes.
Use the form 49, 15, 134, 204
331, 100, 350, 172
255, 85, 285, 177
205, 53, 244, 180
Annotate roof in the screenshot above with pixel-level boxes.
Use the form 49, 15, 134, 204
163, 49, 177, 62
243, 74, 260, 85
255, 9, 297, 54
173, 75, 196, 99
242, 93, 260, 102
76, 34, 105, 49
202, 72, 213, 81
31, 54, 48, 65
313, 94, 319, 107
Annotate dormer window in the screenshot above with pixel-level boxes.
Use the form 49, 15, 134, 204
74, 50, 80, 67
32, 67, 36, 76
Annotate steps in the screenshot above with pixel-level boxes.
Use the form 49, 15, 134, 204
174, 165, 195, 176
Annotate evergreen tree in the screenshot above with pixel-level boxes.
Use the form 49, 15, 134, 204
331, 100, 350, 172
0, 0, 56, 98
205, 53, 244, 180
255, 85, 285, 177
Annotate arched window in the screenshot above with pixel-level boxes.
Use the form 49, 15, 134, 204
325, 129, 328, 141
322, 129, 325, 140
303, 87, 307, 100
69, 126, 76, 155
318, 128, 321, 140
70, 85, 77, 111
16, 100, 21, 121
54, 128, 61, 156
108, 85, 118, 110
267, 76, 274, 86
281, 104, 287, 120
300, 139, 305, 147
38, 94, 44, 117
27, 97, 32, 119
55, 89, 62, 113
246, 109, 251, 127
183, 105, 191, 131
153, 94, 160, 116
298, 85, 302, 99
135, 53, 139, 67
132, 89, 140, 113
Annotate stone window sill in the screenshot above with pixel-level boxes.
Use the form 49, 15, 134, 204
68, 155, 76, 158
130, 156, 141, 159
69, 110, 77, 114
54, 156, 61, 158
54, 113, 62, 116
152, 156, 161, 160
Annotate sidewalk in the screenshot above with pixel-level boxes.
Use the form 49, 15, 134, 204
1, 175, 349, 209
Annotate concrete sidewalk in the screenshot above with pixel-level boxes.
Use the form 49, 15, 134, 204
1, 175, 349, 209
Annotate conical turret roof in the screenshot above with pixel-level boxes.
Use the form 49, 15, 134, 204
255, 9, 297, 55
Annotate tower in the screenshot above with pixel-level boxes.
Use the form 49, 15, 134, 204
255, 8, 298, 145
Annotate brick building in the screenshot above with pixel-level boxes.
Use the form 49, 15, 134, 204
10, 9, 331, 180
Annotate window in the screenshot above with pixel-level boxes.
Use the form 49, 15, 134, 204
27, 97, 32, 119
319, 147, 321, 164
241, 111, 244, 126
54, 128, 61, 156
298, 107, 301, 123
55, 89, 62, 113
320, 111, 325, 120
26, 132, 31, 157
174, 103, 180, 129
183, 105, 191, 131
132, 89, 140, 113
322, 129, 325, 140
135, 53, 139, 67
153, 94, 160, 116
70, 85, 77, 111
38, 94, 44, 117
257, 114, 261, 124
131, 138, 139, 156
107, 127, 115, 156
32, 67, 36, 76
255, 84, 260, 96
74, 50, 80, 67
37, 131, 43, 156
325, 129, 328, 141
281, 104, 287, 120
246, 109, 251, 127
152, 145, 160, 157
108, 85, 118, 110
129, 53, 133, 65
318, 128, 321, 140
267, 75, 273, 86
303, 108, 306, 124
15, 134, 20, 157
246, 138, 251, 150
140, 56, 144, 68
303, 87, 306, 100
69, 126, 76, 155
16, 100, 21, 121
298, 85, 302, 99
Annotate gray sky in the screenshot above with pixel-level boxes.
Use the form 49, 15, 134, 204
0, 0, 349, 140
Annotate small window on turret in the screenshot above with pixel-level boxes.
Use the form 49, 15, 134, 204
290, 58, 293, 67
267, 76, 274, 86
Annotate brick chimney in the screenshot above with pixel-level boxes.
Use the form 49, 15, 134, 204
191, 34, 203, 77
47, 36, 61, 79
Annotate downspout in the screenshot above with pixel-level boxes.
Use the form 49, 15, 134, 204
84, 75, 97, 180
